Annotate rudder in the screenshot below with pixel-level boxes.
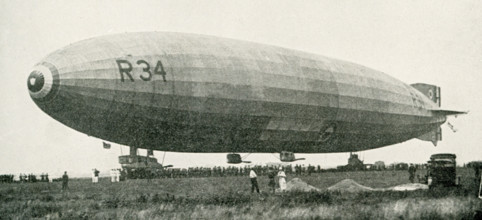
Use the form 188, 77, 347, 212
411, 83, 441, 107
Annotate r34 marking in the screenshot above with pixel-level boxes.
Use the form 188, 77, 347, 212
115, 59, 167, 82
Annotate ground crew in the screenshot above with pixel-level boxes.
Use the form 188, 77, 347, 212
278, 167, 287, 191
110, 169, 116, 182
474, 164, 481, 184
92, 169, 100, 183
408, 164, 416, 183
62, 171, 69, 190
115, 169, 120, 182
268, 168, 276, 193
249, 168, 260, 193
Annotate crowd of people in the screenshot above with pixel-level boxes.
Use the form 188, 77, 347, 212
2, 162, 480, 185
17, 173, 50, 183
109, 169, 121, 182
145, 164, 322, 179
0, 174, 15, 183
0, 173, 51, 183
120, 164, 321, 180
0, 163, 424, 185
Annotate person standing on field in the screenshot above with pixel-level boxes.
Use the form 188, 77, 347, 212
268, 167, 276, 193
92, 169, 100, 183
408, 164, 416, 183
473, 163, 481, 184
62, 171, 69, 190
278, 167, 287, 191
249, 168, 260, 193
110, 169, 116, 183
115, 169, 120, 182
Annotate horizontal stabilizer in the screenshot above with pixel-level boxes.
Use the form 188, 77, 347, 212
431, 109, 468, 116
417, 127, 442, 146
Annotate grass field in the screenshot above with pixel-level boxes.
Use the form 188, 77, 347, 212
1, 168, 481, 219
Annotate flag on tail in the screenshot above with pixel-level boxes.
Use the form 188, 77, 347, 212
103, 142, 111, 149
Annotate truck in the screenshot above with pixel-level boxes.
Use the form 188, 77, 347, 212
118, 155, 167, 179
425, 153, 458, 188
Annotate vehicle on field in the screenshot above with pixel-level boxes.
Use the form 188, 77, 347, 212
425, 153, 458, 188
118, 155, 171, 179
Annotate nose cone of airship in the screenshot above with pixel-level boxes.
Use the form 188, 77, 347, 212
27, 70, 45, 93
27, 62, 59, 102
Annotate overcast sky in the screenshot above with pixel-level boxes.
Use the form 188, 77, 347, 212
1, 0, 481, 177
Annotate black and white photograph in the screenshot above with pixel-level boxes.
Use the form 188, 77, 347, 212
1, 0, 481, 219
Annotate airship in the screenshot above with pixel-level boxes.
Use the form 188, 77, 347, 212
27, 32, 465, 163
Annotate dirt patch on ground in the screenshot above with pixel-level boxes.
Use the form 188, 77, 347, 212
279, 178, 429, 193
277, 178, 321, 192
389, 183, 429, 191
327, 179, 429, 192
327, 179, 375, 192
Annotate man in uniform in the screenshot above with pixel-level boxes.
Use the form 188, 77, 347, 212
277, 167, 287, 191
249, 168, 260, 193
115, 169, 120, 182
62, 171, 69, 190
110, 169, 116, 183
268, 167, 276, 193
408, 164, 416, 183
474, 163, 481, 184
92, 169, 100, 183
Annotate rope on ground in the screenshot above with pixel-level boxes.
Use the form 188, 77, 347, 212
241, 153, 252, 160
271, 153, 280, 160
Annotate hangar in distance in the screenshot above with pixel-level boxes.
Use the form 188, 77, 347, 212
27, 32, 465, 163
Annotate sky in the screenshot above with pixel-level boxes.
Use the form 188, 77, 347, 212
1, 0, 481, 178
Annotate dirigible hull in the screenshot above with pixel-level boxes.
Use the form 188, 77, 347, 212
28, 32, 447, 153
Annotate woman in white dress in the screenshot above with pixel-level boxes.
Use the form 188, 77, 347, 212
277, 167, 287, 191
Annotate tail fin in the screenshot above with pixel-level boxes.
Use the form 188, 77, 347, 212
411, 83, 441, 107
412, 83, 467, 146
417, 127, 442, 146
